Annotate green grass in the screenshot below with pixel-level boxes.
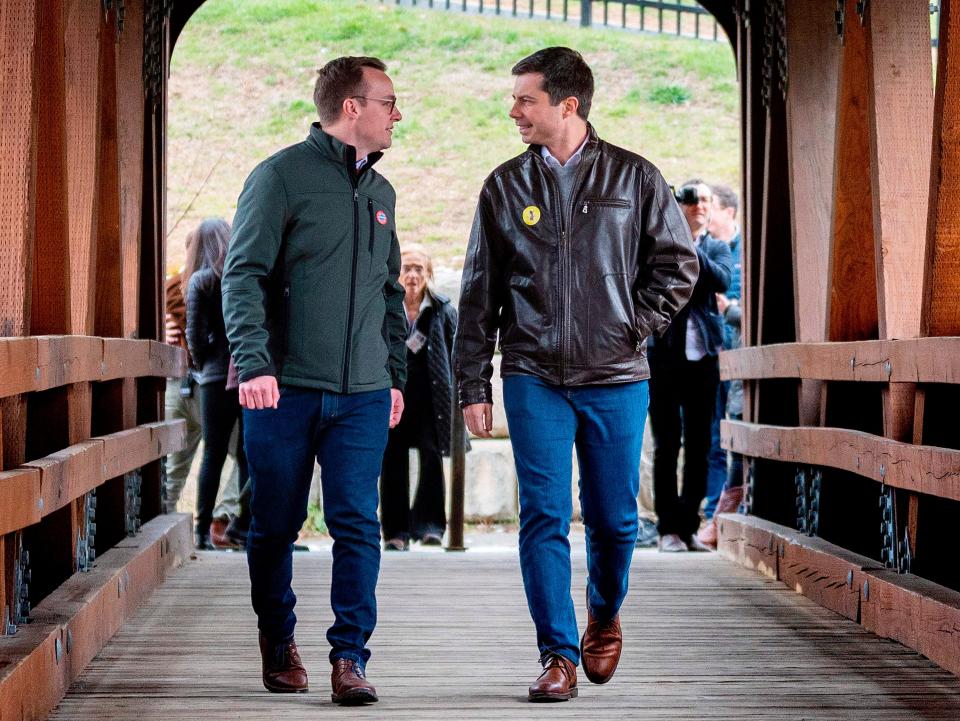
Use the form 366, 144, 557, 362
167, 0, 740, 270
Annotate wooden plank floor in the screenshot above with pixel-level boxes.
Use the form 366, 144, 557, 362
49, 535, 960, 720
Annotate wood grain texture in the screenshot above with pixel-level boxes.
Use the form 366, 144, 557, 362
44, 540, 960, 720
721, 419, 960, 501
827, 0, 878, 342
0, 0, 38, 338
63, 0, 101, 337
117, 0, 145, 340
924, 0, 960, 336
30, 0, 70, 337
0, 337, 185, 400
720, 337, 960, 383
785, 0, 837, 345
866, 0, 934, 340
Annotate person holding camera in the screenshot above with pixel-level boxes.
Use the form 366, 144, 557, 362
648, 179, 732, 553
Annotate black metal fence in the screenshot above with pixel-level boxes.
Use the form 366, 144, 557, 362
385, 0, 723, 41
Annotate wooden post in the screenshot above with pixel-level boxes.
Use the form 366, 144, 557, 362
446, 404, 466, 552
784, 0, 838, 427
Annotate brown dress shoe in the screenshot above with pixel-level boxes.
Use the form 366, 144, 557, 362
528, 653, 578, 702
581, 609, 622, 684
331, 658, 378, 705
259, 634, 308, 693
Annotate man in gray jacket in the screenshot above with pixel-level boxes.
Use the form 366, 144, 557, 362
222, 56, 406, 706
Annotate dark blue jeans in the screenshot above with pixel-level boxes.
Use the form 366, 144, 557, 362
704, 380, 729, 519
243, 386, 390, 667
503, 375, 648, 666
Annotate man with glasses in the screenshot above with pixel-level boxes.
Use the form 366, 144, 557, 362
455, 47, 698, 701
222, 56, 406, 705
648, 179, 732, 553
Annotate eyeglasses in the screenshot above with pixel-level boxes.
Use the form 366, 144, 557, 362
351, 96, 398, 113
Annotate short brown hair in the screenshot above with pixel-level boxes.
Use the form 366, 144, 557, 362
711, 184, 739, 215
313, 56, 387, 126
512, 47, 594, 121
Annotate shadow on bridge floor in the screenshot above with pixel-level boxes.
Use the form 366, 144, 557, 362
49, 536, 960, 720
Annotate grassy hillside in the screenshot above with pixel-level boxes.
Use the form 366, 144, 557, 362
167, 0, 739, 271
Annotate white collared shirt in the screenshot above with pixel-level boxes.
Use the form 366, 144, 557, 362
540, 133, 589, 169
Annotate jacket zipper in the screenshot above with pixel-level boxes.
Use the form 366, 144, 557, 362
368, 198, 376, 255
343, 186, 360, 393
536, 152, 589, 385
582, 198, 630, 214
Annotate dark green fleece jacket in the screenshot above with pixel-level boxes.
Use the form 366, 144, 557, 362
222, 123, 407, 393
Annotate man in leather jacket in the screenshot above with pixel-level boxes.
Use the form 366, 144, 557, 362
454, 47, 698, 702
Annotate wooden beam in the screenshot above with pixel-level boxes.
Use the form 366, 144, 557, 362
866, 0, 934, 341
722, 419, 960, 501
64, 0, 102, 337
827, 0, 878, 343
784, 1, 838, 425
30, 0, 70, 337
720, 513, 960, 679
0, 0, 38, 339
117, 0, 146, 341
0, 337, 185, 400
9, 419, 186, 523
924, 0, 960, 337
0, 514, 190, 721
720, 337, 960, 383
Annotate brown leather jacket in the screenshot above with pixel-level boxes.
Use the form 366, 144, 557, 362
164, 272, 190, 363
454, 126, 699, 406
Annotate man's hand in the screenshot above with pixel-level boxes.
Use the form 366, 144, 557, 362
164, 313, 182, 346
463, 403, 494, 438
389, 389, 404, 428
239, 375, 279, 410
716, 293, 730, 315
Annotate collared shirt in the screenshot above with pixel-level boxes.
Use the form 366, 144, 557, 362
541, 134, 590, 212
406, 292, 433, 336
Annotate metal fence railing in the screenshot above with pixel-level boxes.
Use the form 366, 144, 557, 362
384, 0, 723, 41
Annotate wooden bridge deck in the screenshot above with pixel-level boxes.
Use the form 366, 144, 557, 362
49, 536, 960, 720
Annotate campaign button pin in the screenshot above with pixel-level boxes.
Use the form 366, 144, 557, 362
522, 206, 541, 226
376, 210, 388, 225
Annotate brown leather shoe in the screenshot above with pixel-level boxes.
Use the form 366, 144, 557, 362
528, 653, 578, 702
259, 634, 308, 693
580, 609, 622, 684
331, 658, 378, 705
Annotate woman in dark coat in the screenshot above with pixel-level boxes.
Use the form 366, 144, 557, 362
380, 245, 458, 550
185, 218, 248, 550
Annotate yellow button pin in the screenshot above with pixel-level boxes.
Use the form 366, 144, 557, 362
522, 206, 541, 226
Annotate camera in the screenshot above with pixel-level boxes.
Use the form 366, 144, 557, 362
674, 184, 700, 205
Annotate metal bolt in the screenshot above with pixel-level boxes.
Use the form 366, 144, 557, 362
779, 544, 785, 558
864, 580, 870, 600
55, 638, 62, 663
883, 360, 892, 377
38, 498, 44, 511
66, 629, 73, 653
847, 570, 854, 588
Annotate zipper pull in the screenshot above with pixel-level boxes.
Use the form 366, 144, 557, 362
582, 202, 589, 214
354, 189, 359, 202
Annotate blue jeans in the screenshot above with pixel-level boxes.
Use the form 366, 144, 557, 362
503, 375, 648, 665
704, 380, 729, 519
243, 386, 390, 667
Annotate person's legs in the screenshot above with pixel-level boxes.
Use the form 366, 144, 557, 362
212, 421, 242, 519
163, 379, 201, 512
503, 375, 579, 665
678, 357, 720, 537
244, 387, 320, 644
574, 381, 647, 622
379, 429, 411, 544
648, 361, 683, 536
703, 380, 729, 519
196, 385, 242, 536
315, 388, 391, 667
410, 426, 446, 541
